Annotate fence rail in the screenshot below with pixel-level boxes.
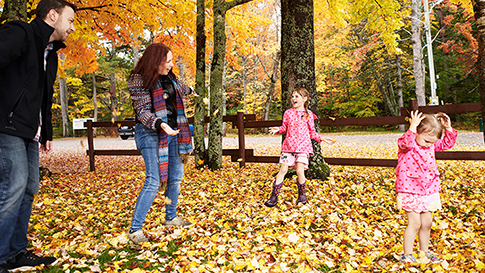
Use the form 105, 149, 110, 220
85, 99, 484, 171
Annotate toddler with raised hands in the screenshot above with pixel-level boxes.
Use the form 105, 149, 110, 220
395, 110, 457, 263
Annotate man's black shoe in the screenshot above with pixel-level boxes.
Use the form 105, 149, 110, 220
7, 250, 57, 272
0, 263, 9, 273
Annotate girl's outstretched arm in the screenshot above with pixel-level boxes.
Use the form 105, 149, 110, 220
321, 137, 336, 145
269, 127, 280, 135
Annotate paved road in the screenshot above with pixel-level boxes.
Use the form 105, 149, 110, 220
53, 132, 484, 150
226, 132, 484, 146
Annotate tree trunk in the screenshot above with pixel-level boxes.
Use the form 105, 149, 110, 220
281, 0, 329, 181
177, 56, 185, 81
372, 68, 398, 117
207, 0, 253, 170
59, 77, 70, 137
0, 0, 28, 25
207, 2, 226, 170
262, 50, 281, 134
222, 58, 227, 136
194, 0, 207, 168
471, 0, 485, 144
109, 73, 118, 122
411, 0, 426, 106
242, 55, 248, 114
92, 73, 98, 137
396, 55, 405, 132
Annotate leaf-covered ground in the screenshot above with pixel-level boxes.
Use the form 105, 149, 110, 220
32, 137, 485, 272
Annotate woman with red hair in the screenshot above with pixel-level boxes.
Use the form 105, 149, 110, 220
127, 43, 196, 244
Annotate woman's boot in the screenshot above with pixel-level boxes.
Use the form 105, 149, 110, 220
264, 181, 283, 207
296, 180, 307, 205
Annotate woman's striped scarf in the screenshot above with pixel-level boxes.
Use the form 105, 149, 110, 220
152, 73, 193, 182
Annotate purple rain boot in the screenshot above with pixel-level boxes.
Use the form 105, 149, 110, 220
296, 179, 308, 205
264, 181, 283, 207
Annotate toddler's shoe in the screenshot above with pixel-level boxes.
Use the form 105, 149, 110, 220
425, 251, 441, 264
400, 253, 417, 263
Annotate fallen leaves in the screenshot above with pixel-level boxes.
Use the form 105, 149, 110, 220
31, 136, 485, 272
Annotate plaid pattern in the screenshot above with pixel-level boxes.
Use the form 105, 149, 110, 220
152, 72, 193, 182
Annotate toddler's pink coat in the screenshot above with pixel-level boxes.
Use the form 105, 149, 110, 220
395, 129, 457, 195
275, 108, 322, 155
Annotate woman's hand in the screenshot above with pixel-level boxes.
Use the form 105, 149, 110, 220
161, 123, 179, 136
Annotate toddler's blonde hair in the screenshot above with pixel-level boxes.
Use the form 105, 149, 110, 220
416, 112, 447, 139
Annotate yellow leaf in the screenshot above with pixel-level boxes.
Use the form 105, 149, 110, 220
288, 232, 300, 244
476, 260, 485, 270
234, 260, 246, 270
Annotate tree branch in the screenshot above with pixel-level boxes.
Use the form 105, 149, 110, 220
226, 0, 254, 10
77, 5, 110, 11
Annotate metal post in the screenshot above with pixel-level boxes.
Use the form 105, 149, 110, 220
424, 0, 438, 105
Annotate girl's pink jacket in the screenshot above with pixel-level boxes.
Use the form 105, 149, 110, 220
395, 128, 457, 195
275, 108, 322, 155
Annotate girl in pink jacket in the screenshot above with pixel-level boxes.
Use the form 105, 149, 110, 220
264, 88, 335, 207
396, 111, 457, 263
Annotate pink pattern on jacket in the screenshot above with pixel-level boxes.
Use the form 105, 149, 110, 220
275, 108, 322, 155
395, 128, 457, 195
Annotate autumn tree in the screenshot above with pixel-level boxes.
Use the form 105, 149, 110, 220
472, 0, 485, 142
206, 0, 255, 170
194, 0, 208, 168
0, 0, 30, 23
280, 0, 331, 180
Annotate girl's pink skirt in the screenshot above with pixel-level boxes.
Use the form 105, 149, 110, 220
396, 192, 441, 213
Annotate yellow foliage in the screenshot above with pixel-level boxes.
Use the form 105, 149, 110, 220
33, 137, 485, 272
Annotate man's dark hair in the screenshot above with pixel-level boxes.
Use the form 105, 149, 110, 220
35, 0, 77, 20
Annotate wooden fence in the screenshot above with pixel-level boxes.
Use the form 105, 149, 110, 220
85, 99, 485, 171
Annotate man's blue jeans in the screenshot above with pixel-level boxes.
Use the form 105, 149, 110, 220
130, 123, 184, 231
0, 133, 40, 264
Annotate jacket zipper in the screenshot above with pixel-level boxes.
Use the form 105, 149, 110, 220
8, 88, 27, 121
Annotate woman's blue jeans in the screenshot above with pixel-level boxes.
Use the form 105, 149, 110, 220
0, 133, 39, 264
130, 123, 184, 231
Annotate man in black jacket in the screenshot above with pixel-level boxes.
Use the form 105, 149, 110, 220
0, 0, 76, 272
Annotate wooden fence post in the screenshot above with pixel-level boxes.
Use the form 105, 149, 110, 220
237, 112, 246, 167
86, 120, 95, 171
409, 99, 419, 112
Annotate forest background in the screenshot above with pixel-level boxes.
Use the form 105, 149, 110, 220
0, 0, 480, 137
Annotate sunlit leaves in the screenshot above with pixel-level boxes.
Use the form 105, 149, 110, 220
316, 0, 405, 54
33, 138, 485, 272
